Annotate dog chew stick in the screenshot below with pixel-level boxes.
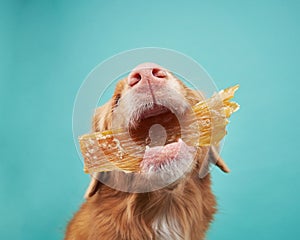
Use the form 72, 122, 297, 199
80, 130, 144, 173
79, 85, 239, 174
193, 84, 240, 146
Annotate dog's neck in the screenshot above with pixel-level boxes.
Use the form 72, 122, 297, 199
91, 174, 215, 240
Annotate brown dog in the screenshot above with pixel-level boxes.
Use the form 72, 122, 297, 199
65, 63, 229, 240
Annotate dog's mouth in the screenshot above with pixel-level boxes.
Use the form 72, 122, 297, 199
129, 105, 181, 146
128, 104, 197, 173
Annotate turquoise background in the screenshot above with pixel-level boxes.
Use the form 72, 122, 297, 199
1, 0, 299, 239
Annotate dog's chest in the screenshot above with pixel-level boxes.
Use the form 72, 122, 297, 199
152, 216, 183, 240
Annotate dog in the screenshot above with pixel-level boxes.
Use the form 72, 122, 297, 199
65, 63, 230, 240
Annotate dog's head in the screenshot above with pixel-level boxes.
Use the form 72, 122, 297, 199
86, 63, 229, 196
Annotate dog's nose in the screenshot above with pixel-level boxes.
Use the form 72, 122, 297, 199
128, 63, 168, 87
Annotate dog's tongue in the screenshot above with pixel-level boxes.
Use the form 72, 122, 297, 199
141, 139, 196, 171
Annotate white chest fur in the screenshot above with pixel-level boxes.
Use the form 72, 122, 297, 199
152, 216, 184, 240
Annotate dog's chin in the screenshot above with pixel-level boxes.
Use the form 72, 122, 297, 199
144, 149, 196, 190
141, 138, 196, 172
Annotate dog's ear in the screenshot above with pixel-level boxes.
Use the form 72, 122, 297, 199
84, 175, 101, 198
85, 100, 114, 198
85, 80, 128, 198
198, 146, 230, 178
210, 146, 230, 173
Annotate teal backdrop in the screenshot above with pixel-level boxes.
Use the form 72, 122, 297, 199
1, 0, 299, 239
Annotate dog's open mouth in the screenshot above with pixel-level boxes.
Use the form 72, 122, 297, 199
128, 104, 197, 172
79, 85, 239, 177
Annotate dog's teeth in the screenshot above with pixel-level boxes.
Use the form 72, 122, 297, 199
178, 138, 183, 143
146, 145, 150, 150
169, 134, 177, 142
